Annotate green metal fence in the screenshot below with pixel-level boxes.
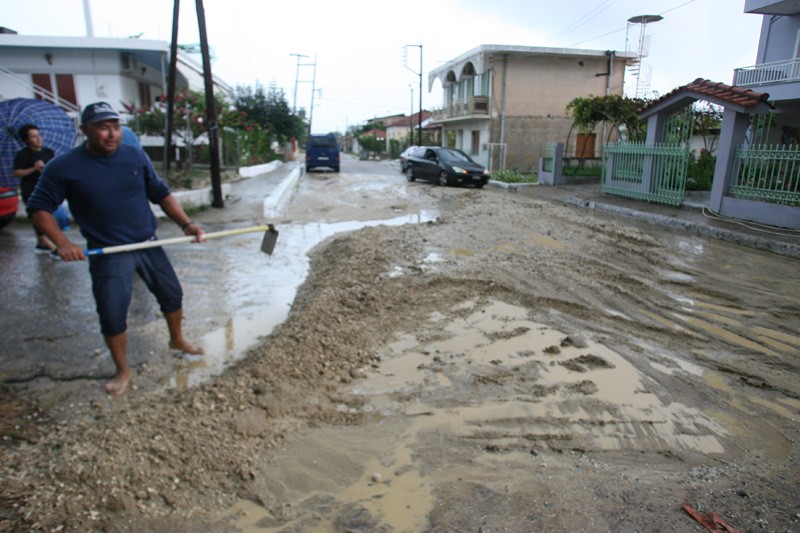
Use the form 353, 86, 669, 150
730, 144, 800, 206
601, 142, 689, 206
542, 142, 556, 172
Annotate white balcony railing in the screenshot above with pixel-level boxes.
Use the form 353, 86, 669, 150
431, 96, 490, 121
733, 58, 800, 87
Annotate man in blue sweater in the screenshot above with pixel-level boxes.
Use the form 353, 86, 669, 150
27, 102, 205, 396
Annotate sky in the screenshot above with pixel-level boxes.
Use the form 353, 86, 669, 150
2, 0, 764, 134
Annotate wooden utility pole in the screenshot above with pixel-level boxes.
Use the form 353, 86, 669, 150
195, 0, 224, 207
164, 0, 223, 207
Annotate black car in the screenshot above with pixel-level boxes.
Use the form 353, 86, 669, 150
399, 145, 418, 173
405, 147, 489, 188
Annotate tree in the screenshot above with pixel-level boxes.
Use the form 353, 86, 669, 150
234, 83, 305, 144
566, 94, 648, 144
692, 103, 723, 153
357, 134, 384, 158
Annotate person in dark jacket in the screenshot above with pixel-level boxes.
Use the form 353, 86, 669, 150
27, 102, 205, 396
12, 124, 56, 252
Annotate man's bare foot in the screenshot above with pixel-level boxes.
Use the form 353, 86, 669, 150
169, 339, 205, 355
105, 369, 132, 396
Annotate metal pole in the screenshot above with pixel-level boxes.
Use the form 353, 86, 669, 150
195, 0, 223, 208
307, 56, 317, 134
82, 0, 94, 37
418, 45, 423, 147
290, 53, 307, 115
409, 85, 413, 146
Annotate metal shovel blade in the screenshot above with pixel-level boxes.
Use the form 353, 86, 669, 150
260, 224, 279, 255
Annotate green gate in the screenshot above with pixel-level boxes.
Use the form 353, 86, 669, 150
601, 107, 693, 206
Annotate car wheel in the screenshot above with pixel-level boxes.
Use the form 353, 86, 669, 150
333, 166, 340, 173
406, 167, 416, 182
438, 172, 449, 186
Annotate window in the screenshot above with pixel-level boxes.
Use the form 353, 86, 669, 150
138, 81, 152, 109
31, 73, 77, 110
471, 131, 480, 154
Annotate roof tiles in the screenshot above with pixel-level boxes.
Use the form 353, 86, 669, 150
640, 78, 771, 113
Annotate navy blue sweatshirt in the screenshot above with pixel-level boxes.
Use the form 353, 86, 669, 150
27, 143, 171, 249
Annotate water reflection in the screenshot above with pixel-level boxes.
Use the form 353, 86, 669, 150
170, 211, 437, 388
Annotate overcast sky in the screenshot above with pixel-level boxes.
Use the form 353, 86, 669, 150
3, 0, 764, 134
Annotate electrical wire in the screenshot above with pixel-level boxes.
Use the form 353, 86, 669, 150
566, 0, 696, 48
548, 0, 619, 43
702, 206, 800, 238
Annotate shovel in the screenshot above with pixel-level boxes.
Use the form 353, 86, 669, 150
84, 224, 279, 256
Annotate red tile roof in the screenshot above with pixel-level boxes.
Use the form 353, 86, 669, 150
640, 78, 771, 114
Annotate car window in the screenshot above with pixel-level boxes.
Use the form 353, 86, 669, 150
424, 150, 437, 160
307, 135, 338, 148
439, 149, 472, 163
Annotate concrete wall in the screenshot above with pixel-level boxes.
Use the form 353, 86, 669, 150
491, 115, 575, 172
756, 14, 800, 64
0, 47, 160, 113
495, 54, 624, 118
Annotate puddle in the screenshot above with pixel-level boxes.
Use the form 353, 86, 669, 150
168, 212, 437, 388
219, 298, 733, 531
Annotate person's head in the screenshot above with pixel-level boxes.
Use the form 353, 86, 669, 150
80, 102, 122, 156
18, 124, 42, 150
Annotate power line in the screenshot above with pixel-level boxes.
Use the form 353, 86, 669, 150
548, 0, 619, 43
565, 0, 696, 48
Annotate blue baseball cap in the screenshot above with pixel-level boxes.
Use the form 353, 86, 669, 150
81, 102, 120, 124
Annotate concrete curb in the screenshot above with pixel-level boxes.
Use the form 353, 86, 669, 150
263, 166, 303, 219
488, 180, 538, 192
151, 183, 232, 218
238, 161, 281, 178
565, 195, 800, 259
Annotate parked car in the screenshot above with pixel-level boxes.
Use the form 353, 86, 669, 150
405, 146, 490, 188
305, 133, 340, 172
0, 187, 19, 229
399, 145, 419, 173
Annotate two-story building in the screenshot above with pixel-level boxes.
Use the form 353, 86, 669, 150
0, 28, 233, 125
427, 44, 637, 171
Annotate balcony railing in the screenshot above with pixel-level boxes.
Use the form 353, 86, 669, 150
733, 58, 800, 87
431, 96, 490, 121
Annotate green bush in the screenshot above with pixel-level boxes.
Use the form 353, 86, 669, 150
492, 169, 537, 183
686, 149, 715, 190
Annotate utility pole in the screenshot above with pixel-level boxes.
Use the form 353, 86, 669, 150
290, 53, 307, 115
404, 44, 423, 146
195, 0, 223, 207
307, 55, 317, 134
82, 0, 94, 36
409, 84, 414, 146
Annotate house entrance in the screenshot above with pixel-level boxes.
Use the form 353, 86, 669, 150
601, 107, 693, 206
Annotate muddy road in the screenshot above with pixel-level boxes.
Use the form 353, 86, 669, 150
2, 159, 799, 532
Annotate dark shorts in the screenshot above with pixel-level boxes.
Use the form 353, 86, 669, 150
89, 247, 183, 336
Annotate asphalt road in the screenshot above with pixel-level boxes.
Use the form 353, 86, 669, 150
0, 157, 410, 405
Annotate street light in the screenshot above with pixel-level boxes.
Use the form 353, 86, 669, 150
405, 44, 423, 146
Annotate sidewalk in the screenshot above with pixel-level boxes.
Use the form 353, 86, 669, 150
501, 181, 800, 259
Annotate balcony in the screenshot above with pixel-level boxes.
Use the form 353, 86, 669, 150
733, 58, 800, 87
431, 96, 490, 122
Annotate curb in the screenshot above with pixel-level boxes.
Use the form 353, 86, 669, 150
565, 195, 800, 259
151, 184, 232, 218
488, 180, 537, 192
263, 166, 303, 218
